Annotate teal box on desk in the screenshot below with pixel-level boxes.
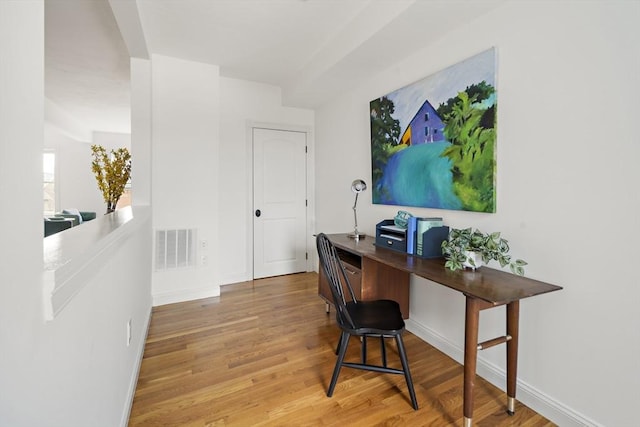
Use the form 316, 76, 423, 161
375, 220, 407, 253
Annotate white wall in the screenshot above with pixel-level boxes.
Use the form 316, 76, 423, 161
314, 1, 639, 426
0, 3, 153, 426
93, 131, 131, 152
150, 54, 221, 304
40, 213, 152, 427
45, 98, 93, 142
130, 57, 152, 207
218, 77, 314, 284
0, 3, 46, 423
147, 59, 316, 297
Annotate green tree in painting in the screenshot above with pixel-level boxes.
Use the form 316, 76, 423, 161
438, 81, 494, 119
437, 81, 496, 212
370, 96, 401, 185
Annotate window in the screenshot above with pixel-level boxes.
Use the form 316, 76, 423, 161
43, 151, 56, 215
117, 183, 132, 209
424, 112, 430, 121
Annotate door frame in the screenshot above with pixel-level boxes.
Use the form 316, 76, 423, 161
245, 121, 315, 279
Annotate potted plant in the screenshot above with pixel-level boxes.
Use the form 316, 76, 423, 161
441, 227, 527, 275
91, 145, 132, 214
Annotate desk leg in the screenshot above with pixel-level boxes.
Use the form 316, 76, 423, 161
506, 300, 520, 415
463, 297, 481, 427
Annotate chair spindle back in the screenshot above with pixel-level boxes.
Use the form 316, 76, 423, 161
316, 233, 357, 329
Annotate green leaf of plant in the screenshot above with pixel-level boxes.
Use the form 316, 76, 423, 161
445, 260, 462, 271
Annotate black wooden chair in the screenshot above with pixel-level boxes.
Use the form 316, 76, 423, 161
316, 233, 418, 410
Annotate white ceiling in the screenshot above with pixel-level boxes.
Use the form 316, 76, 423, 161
45, 0, 131, 134
45, 0, 505, 135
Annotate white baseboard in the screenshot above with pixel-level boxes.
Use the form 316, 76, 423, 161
406, 318, 601, 427
152, 283, 221, 306
219, 273, 251, 287
120, 306, 152, 427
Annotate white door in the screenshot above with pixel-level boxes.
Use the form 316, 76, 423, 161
253, 128, 307, 279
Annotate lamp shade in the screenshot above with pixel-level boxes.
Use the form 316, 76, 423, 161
351, 179, 367, 193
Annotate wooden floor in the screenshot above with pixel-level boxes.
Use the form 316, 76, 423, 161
129, 272, 555, 426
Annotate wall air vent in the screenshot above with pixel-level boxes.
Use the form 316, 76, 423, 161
155, 229, 196, 271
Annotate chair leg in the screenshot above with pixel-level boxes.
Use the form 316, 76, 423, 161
334, 336, 341, 355
361, 335, 367, 364
380, 335, 387, 368
396, 334, 419, 410
328, 331, 350, 397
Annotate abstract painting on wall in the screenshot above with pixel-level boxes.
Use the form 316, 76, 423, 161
370, 47, 497, 213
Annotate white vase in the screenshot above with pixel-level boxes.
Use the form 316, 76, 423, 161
463, 251, 484, 270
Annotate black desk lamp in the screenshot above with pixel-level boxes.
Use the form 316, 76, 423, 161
348, 179, 367, 240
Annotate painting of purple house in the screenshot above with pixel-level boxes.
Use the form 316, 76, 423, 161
370, 47, 497, 212
399, 100, 445, 146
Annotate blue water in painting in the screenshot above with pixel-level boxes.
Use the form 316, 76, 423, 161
375, 142, 462, 210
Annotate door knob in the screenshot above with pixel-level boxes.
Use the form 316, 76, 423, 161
255, 209, 261, 217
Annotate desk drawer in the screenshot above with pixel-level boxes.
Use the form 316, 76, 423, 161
375, 234, 407, 252
341, 263, 362, 301
318, 256, 362, 303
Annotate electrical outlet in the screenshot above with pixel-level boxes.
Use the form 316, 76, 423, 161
201, 255, 208, 266
200, 240, 208, 249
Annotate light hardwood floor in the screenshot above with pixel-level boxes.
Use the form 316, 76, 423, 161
129, 272, 555, 426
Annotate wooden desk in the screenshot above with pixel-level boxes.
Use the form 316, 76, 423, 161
320, 233, 562, 426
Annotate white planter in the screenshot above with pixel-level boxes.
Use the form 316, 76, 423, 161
463, 251, 484, 270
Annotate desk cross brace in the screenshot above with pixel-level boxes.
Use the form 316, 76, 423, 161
477, 335, 512, 350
